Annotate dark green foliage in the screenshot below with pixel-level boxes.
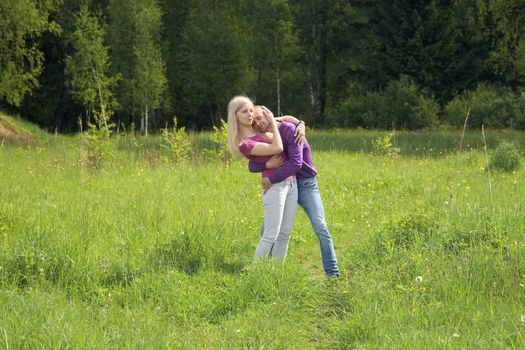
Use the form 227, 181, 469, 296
245, 0, 299, 118
329, 76, 439, 129
107, 0, 139, 122
0, 0, 61, 107
489, 141, 522, 172
6, 0, 525, 130
354, 0, 472, 102
480, 0, 525, 87
290, 0, 353, 125
169, 0, 253, 128
443, 84, 524, 129
18, 0, 87, 132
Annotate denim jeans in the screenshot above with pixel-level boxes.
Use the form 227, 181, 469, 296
261, 176, 339, 276
255, 177, 298, 262
297, 177, 339, 276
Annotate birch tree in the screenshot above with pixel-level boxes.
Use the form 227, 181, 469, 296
65, 2, 119, 131
133, 0, 167, 136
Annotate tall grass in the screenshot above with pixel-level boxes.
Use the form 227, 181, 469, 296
1, 127, 524, 349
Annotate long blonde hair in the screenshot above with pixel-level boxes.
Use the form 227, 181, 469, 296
227, 95, 253, 158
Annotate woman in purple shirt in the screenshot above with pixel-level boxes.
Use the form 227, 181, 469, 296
227, 95, 298, 262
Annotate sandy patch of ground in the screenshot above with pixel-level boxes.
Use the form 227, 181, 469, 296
0, 117, 37, 145
0, 121, 16, 138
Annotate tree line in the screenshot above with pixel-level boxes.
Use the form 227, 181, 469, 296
2, 0, 525, 132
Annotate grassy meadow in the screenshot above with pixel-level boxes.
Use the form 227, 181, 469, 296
1, 116, 525, 349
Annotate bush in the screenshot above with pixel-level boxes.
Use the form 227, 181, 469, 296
328, 76, 439, 129
489, 141, 522, 172
443, 84, 523, 129
203, 119, 230, 162
82, 113, 115, 169
372, 132, 400, 157
160, 116, 192, 163
514, 92, 525, 129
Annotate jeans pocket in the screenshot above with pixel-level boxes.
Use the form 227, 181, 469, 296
299, 177, 316, 188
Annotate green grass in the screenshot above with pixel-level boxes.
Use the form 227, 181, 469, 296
1, 124, 525, 349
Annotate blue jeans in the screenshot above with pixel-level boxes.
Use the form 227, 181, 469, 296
261, 176, 340, 276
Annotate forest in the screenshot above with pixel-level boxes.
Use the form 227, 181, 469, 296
2, 2, 525, 348
2, 0, 525, 132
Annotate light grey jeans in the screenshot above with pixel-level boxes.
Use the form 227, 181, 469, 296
254, 177, 298, 262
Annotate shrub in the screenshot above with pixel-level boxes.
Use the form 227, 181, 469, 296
328, 76, 439, 129
203, 119, 230, 162
82, 112, 115, 169
443, 84, 522, 129
514, 92, 525, 129
160, 116, 192, 163
372, 132, 400, 157
489, 141, 522, 172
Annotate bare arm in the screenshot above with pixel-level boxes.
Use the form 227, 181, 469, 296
276, 115, 299, 124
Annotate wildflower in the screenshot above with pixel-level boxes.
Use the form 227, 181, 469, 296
520, 315, 525, 323
236, 329, 241, 333
415, 276, 423, 283
452, 332, 460, 338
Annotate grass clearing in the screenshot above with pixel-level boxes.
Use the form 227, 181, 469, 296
1, 122, 524, 348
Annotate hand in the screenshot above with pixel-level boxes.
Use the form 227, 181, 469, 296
262, 177, 272, 192
295, 123, 305, 144
261, 106, 276, 129
266, 154, 285, 169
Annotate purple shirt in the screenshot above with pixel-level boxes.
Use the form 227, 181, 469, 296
239, 134, 289, 179
248, 121, 317, 184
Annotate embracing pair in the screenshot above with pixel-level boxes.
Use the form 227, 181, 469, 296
227, 96, 340, 278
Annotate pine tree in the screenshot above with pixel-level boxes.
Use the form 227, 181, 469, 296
175, 0, 252, 127
247, 0, 299, 116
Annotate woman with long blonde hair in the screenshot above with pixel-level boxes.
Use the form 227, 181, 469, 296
227, 95, 297, 262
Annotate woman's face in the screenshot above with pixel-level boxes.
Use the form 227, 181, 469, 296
236, 103, 254, 127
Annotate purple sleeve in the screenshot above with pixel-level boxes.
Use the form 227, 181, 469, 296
268, 124, 302, 183
249, 160, 266, 173
238, 139, 256, 157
